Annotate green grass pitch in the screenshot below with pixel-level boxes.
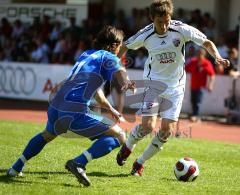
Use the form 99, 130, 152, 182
0, 120, 240, 194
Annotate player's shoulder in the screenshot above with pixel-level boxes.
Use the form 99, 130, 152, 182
138, 23, 154, 38
169, 20, 189, 32
100, 50, 121, 69
101, 50, 119, 61
83, 50, 115, 61
140, 23, 154, 33
127, 23, 154, 41
170, 20, 185, 27
76, 50, 99, 61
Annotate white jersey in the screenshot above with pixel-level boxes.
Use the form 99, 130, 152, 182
125, 20, 207, 88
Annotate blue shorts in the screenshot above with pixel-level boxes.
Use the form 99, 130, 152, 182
45, 106, 114, 139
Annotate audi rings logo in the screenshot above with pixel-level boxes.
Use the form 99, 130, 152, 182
0, 65, 37, 95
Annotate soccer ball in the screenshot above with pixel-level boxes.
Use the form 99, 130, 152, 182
174, 157, 199, 182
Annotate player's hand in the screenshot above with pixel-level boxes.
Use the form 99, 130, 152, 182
110, 107, 126, 123
215, 58, 230, 68
121, 80, 136, 94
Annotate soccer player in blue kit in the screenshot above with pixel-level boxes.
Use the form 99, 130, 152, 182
7, 26, 135, 186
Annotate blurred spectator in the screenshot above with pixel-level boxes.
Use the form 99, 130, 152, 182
174, 8, 188, 23
0, 47, 7, 61
11, 40, 22, 62
134, 49, 148, 69
101, 5, 115, 25
50, 21, 62, 42
226, 25, 239, 48
185, 43, 198, 64
31, 37, 49, 63
114, 10, 128, 31
222, 48, 240, 78
11, 39, 29, 62
52, 32, 67, 64
29, 17, 41, 37
63, 17, 82, 41
0, 18, 12, 39
128, 8, 148, 33
202, 14, 216, 41
128, 8, 138, 34
186, 48, 216, 122
41, 15, 53, 41
64, 32, 78, 64
141, 8, 151, 28
135, 9, 145, 31
3, 38, 13, 61
83, 18, 100, 37
0, 7, 237, 67
11, 19, 24, 40
18, 33, 31, 61
216, 35, 229, 59
74, 40, 86, 61
188, 9, 203, 28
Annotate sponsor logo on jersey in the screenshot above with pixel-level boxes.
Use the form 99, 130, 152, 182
159, 59, 174, 63
155, 52, 176, 64
173, 38, 181, 47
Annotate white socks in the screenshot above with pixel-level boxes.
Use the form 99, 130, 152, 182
137, 135, 164, 165
83, 150, 93, 163
126, 125, 144, 151
126, 126, 171, 165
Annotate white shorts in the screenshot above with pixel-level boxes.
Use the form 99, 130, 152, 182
138, 85, 185, 121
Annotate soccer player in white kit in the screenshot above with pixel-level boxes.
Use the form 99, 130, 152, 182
116, 0, 230, 176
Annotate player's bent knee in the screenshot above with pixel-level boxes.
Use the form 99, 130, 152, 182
161, 120, 177, 132
105, 125, 126, 145
139, 124, 153, 137
114, 126, 126, 145
157, 130, 172, 143
41, 130, 57, 143
142, 123, 155, 133
131, 125, 150, 140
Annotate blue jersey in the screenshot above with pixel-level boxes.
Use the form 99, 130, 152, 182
64, 50, 121, 105
47, 50, 121, 137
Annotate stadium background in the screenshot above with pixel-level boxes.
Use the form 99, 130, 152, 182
0, 1, 240, 194
0, 0, 239, 136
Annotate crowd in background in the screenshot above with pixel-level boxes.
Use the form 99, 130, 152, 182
0, 7, 239, 76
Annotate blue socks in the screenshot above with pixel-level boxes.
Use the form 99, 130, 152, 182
74, 136, 120, 167
12, 133, 47, 172
12, 133, 120, 172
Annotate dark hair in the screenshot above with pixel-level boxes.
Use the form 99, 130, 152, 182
150, 0, 173, 18
93, 25, 124, 53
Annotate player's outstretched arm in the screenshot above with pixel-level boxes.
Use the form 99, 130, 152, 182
113, 68, 136, 93
94, 88, 115, 111
94, 89, 124, 122
203, 40, 230, 68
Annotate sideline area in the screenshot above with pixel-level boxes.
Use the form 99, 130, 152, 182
0, 99, 239, 144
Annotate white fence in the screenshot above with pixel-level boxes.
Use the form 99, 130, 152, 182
0, 62, 239, 115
